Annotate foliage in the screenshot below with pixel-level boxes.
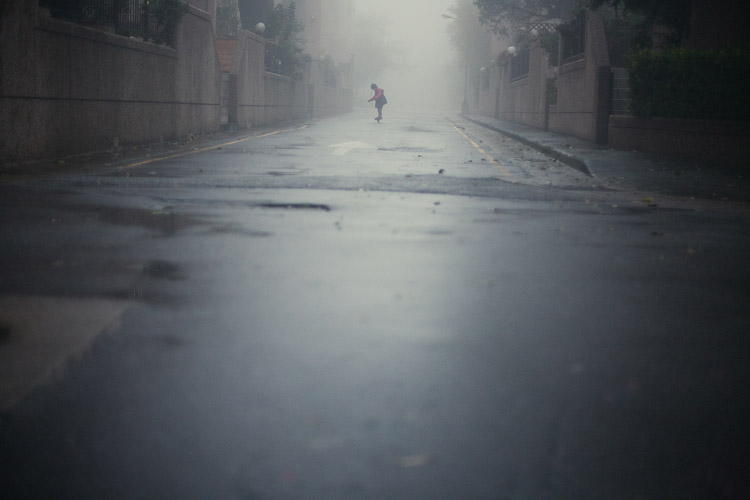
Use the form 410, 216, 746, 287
602, 9, 651, 66
150, 0, 190, 45
546, 77, 558, 104
588, 0, 692, 43
238, 0, 274, 30
628, 47, 750, 120
216, 0, 241, 37
539, 31, 559, 65
264, 2, 305, 79
473, 0, 582, 34
447, 0, 492, 72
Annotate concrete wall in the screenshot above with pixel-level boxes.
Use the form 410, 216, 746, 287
262, 72, 306, 125
309, 60, 344, 118
1, 0, 222, 164
548, 10, 611, 144
493, 43, 549, 130
472, 8, 747, 164
0, 0, 355, 166
609, 115, 750, 168
227, 32, 348, 129
230, 30, 266, 128
477, 68, 497, 119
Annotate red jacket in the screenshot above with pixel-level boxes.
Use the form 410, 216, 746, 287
368, 88, 383, 102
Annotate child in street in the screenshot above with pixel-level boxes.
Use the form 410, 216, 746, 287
368, 83, 387, 122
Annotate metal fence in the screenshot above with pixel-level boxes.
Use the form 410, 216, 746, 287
39, 0, 164, 43
264, 41, 304, 79
560, 14, 586, 61
510, 48, 530, 81
264, 41, 287, 76
322, 66, 337, 88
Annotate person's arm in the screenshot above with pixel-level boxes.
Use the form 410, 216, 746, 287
368, 89, 383, 101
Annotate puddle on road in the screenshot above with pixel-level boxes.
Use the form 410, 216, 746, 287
405, 126, 437, 133
0, 296, 131, 411
142, 260, 188, 281
92, 205, 200, 237
265, 171, 301, 176
211, 223, 273, 238
257, 202, 331, 212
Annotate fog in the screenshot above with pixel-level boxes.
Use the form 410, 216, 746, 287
353, 0, 461, 112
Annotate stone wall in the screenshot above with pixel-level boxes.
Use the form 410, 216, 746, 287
0, 0, 356, 166
230, 30, 266, 128
473, 8, 747, 164
495, 44, 549, 130
609, 116, 750, 168
262, 72, 305, 125
225, 32, 346, 129
309, 60, 345, 118
548, 10, 611, 144
1, 0, 222, 164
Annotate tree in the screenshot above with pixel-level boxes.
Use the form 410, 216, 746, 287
264, 3, 306, 78
588, 0, 692, 43
217, 0, 242, 37
151, 0, 190, 45
238, 0, 274, 30
473, 0, 582, 33
447, 0, 492, 75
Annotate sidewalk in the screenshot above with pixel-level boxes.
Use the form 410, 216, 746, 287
463, 114, 750, 203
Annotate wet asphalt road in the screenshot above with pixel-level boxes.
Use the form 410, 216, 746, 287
1, 109, 750, 500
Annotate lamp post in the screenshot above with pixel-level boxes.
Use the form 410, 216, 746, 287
442, 13, 470, 114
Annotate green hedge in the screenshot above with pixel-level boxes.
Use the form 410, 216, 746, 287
628, 48, 750, 120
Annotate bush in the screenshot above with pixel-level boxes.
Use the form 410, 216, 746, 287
151, 0, 190, 45
628, 48, 750, 120
540, 32, 559, 67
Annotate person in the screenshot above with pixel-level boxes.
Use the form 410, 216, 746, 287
368, 83, 387, 122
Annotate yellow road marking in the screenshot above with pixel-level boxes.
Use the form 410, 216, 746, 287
122, 124, 308, 169
450, 123, 513, 178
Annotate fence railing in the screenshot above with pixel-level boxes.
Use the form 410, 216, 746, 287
560, 14, 585, 61
510, 48, 530, 81
264, 41, 290, 77
39, 0, 167, 44
322, 66, 337, 88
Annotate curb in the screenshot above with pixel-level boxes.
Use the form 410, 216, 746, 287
460, 115, 593, 177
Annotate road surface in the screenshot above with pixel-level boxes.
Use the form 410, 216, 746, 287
1, 108, 749, 500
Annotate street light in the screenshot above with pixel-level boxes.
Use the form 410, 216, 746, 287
255, 22, 266, 35
442, 13, 470, 115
